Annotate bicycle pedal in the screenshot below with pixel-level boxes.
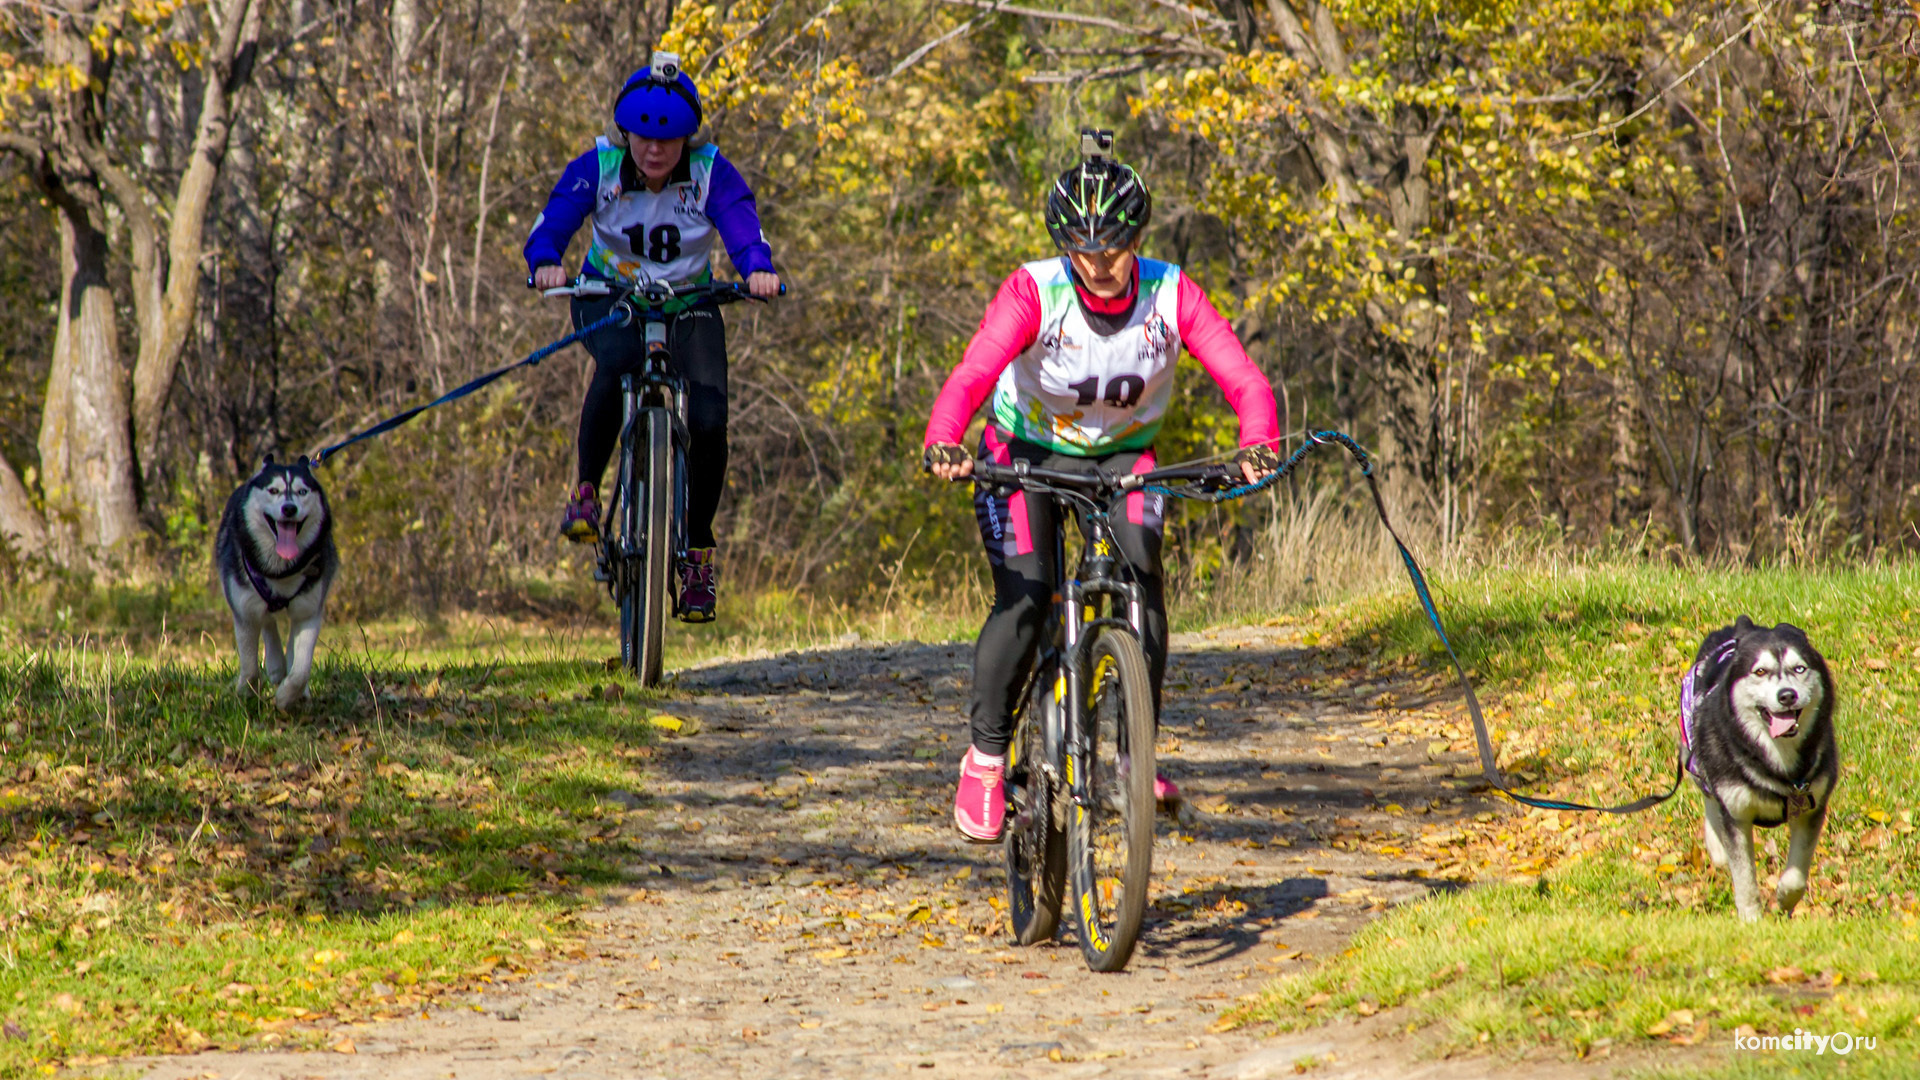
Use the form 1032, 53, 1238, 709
593, 561, 611, 582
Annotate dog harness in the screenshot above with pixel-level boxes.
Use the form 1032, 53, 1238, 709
242, 550, 324, 613
1677, 638, 1736, 780
1680, 637, 1819, 819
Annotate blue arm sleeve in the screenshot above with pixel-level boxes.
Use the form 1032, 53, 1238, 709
705, 151, 776, 278
523, 148, 600, 273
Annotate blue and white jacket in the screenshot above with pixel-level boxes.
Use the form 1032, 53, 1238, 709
523, 139, 775, 286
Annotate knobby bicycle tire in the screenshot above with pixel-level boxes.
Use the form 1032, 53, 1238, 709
1067, 627, 1156, 972
631, 407, 674, 687
615, 407, 644, 677
1005, 662, 1067, 946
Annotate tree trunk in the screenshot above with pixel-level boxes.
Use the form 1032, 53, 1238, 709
0, 453, 49, 560
40, 197, 142, 561
130, 0, 262, 475
1261, 0, 1457, 505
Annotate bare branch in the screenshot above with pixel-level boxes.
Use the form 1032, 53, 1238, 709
1024, 62, 1153, 84
1565, 0, 1786, 142
938, 0, 1225, 56
889, 2, 1004, 81
1142, 0, 1231, 31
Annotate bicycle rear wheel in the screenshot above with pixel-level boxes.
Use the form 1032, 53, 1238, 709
1067, 627, 1156, 972
1005, 662, 1066, 946
621, 407, 673, 686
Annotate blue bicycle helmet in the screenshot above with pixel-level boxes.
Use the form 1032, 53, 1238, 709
614, 52, 703, 141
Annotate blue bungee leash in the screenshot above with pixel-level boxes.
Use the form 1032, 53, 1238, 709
1151, 431, 1685, 815
310, 308, 629, 466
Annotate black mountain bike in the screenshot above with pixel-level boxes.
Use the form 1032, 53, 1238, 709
545, 278, 778, 685
963, 457, 1233, 972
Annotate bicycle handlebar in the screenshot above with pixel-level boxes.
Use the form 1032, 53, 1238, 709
540, 278, 787, 304
964, 458, 1236, 495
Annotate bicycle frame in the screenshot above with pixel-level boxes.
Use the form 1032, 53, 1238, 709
1004, 483, 1146, 814
607, 319, 691, 601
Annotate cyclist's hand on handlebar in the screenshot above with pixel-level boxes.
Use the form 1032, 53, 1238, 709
748, 271, 781, 299
531, 265, 568, 290
923, 442, 973, 481
1236, 443, 1280, 486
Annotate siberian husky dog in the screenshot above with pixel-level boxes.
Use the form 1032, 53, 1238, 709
1679, 616, 1839, 921
214, 455, 339, 709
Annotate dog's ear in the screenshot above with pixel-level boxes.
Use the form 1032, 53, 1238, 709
296, 454, 311, 468
1734, 614, 1755, 633
262, 452, 276, 466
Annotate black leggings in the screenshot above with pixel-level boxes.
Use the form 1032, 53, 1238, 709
571, 294, 727, 549
968, 431, 1168, 757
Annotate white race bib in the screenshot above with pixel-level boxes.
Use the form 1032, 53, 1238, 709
584, 139, 719, 286
991, 257, 1183, 453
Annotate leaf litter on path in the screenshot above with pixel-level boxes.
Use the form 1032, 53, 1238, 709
127, 628, 1597, 1080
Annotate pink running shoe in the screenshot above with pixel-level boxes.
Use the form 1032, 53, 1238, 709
1154, 772, 1182, 810
559, 482, 600, 543
952, 747, 1006, 843
677, 546, 717, 622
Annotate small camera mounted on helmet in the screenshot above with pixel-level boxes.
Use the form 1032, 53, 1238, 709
613, 51, 703, 141
1079, 128, 1115, 162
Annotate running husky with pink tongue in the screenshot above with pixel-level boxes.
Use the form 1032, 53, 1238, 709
1680, 616, 1839, 921
215, 455, 339, 709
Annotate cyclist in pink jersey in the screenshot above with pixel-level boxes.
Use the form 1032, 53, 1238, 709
924, 132, 1282, 843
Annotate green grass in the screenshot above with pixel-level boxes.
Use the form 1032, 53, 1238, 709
0, 586, 919, 1078
1242, 560, 1920, 1076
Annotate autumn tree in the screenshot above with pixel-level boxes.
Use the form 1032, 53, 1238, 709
0, 0, 263, 566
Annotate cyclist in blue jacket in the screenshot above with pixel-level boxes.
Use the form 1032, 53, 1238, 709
525, 51, 780, 622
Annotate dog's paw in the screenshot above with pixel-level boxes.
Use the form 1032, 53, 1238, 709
271, 682, 311, 710
1776, 874, 1808, 915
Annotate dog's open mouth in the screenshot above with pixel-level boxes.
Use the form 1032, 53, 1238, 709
268, 516, 303, 561
1765, 709, 1802, 739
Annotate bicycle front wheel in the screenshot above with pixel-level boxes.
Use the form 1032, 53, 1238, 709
1067, 627, 1156, 972
1005, 662, 1066, 946
621, 407, 673, 686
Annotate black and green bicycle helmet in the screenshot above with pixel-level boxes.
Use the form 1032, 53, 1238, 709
1045, 128, 1152, 253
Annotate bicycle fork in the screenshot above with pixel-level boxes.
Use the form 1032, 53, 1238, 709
638, 322, 692, 599
1060, 526, 1145, 811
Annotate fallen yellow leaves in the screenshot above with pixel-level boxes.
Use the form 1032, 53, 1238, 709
1646, 1009, 1709, 1044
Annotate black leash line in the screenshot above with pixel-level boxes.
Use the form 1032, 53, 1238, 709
311, 309, 628, 466
1151, 431, 1685, 814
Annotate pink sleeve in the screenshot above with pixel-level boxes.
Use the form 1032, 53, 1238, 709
924, 269, 1042, 446
1178, 274, 1280, 448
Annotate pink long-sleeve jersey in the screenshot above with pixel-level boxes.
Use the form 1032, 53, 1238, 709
924, 258, 1279, 453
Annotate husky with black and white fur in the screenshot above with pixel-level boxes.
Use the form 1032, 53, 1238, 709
1679, 615, 1839, 921
215, 454, 339, 709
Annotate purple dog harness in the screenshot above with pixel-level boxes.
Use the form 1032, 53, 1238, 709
1680, 636, 1817, 818
243, 550, 323, 613
1677, 639, 1736, 780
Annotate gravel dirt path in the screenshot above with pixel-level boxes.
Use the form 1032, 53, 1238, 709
136, 625, 1654, 1080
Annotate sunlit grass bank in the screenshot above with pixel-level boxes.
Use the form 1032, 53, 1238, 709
0, 609, 712, 1076
1240, 560, 1920, 1076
